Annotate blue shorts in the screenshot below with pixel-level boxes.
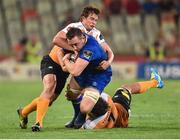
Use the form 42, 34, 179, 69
74, 72, 112, 93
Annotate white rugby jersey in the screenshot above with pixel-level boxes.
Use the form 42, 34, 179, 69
62, 22, 105, 45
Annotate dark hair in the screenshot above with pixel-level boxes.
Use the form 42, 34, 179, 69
66, 27, 83, 40
80, 6, 100, 19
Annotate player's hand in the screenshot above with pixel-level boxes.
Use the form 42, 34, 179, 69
97, 60, 110, 70
63, 53, 71, 62
62, 65, 68, 72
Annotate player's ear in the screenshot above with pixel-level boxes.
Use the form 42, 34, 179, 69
81, 16, 86, 21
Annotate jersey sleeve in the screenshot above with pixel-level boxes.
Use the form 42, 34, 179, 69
61, 23, 75, 33
96, 31, 105, 44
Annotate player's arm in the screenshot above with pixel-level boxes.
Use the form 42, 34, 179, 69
102, 42, 114, 63
97, 42, 114, 70
63, 53, 89, 76
52, 30, 74, 51
97, 33, 114, 70
57, 48, 68, 72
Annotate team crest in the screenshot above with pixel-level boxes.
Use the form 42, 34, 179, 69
83, 50, 92, 60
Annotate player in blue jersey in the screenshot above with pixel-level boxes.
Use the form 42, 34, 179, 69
63, 27, 112, 128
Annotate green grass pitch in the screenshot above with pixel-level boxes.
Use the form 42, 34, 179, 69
0, 79, 180, 139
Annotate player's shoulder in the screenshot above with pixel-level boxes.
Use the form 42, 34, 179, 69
86, 35, 99, 47
91, 27, 101, 34
67, 22, 83, 28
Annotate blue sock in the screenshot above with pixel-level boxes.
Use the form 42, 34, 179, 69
72, 95, 83, 118
74, 112, 86, 129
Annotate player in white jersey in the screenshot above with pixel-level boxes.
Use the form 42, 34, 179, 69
52, 6, 114, 128
53, 6, 114, 71
61, 22, 105, 46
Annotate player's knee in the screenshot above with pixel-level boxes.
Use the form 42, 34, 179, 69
80, 104, 89, 114
65, 84, 81, 101
80, 90, 100, 114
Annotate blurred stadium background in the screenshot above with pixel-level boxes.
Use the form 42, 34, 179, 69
0, 0, 180, 80
0, 0, 180, 138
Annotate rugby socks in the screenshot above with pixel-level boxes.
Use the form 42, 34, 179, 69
72, 95, 83, 119
22, 97, 39, 117
36, 97, 50, 127
74, 112, 86, 129
138, 79, 158, 93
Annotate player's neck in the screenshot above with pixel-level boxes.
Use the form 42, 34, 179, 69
81, 22, 91, 32
83, 34, 87, 45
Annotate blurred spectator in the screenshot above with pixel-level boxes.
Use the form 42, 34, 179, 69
125, 0, 141, 15
26, 36, 43, 64
158, 0, 175, 13
125, 0, 143, 53
173, 0, 180, 28
103, 0, 128, 53
142, 0, 160, 45
142, 0, 160, 14
146, 33, 166, 62
21, 8, 39, 23
12, 36, 28, 63
108, 0, 122, 15
160, 12, 177, 48
157, 0, 177, 48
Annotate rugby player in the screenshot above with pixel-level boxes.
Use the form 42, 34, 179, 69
81, 68, 164, 129
53, 6, 114, 128
63, 27, 112, 129
17, 6, 113, 132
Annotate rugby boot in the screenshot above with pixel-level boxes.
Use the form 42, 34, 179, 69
65, 117, 76, 128
32, 122, 41, 132
150, 68, 164, 88
17, 108, 28, 129
74, 112, 86, 129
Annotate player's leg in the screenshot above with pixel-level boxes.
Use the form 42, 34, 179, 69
82, 92, 119, 129
74, 72, 112, 129
122, 67, 164, 94
17, 97, 39, 129
65, 77, 82, 128
17, 55, 50, 129
74, 87, 100, 129
31, 55, 69, 132
31, 73, 55, 132
82, 96, 110, 129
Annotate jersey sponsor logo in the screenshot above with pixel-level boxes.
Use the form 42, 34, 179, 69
83, 50, 92, 60
113, 95, 119, 98
48, 66, 53, 69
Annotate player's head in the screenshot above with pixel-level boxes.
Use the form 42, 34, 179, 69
112, 88, 131, 112
66, 27, 86, 51
80, 6, 100, 31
